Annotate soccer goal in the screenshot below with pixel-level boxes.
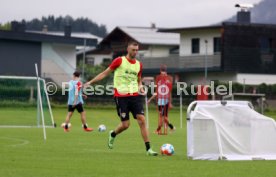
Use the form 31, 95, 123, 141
187, 100, 276, 160
0, 75, 55, 128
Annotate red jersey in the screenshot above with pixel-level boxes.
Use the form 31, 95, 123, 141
155, 74, 173, 99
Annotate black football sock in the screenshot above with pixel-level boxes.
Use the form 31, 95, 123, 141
83, 124, 88, 129
145, 142, 150, 151
111, 131, 117, 138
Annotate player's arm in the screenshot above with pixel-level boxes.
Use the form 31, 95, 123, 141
169, 76, 173, 108
82, 94, 87, 99
73, 88, 79, 107
138, 62, 146, 95
73, 82, 82, 106
85, 67, 113, 86
138, 76, 144, 92
148, 76, 158, 103
73, 94, 78, 106
147, 93, 157, 104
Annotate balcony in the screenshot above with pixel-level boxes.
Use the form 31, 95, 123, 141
139, 54, 221, 72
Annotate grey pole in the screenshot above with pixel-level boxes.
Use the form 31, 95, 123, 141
243, 78, 246, 93
204, 40, 208, 82
82, 39, 86, 81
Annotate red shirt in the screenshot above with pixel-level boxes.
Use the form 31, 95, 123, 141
76, 81, 82, 91
155, 74, 173, 99
109, 56, 142, 97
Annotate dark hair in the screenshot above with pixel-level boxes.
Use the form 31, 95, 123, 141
127, 40, 139, 46
73, 71, 81, 77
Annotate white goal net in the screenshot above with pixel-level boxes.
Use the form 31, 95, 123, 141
0, 76, 55, 128
187, 101, 276, 160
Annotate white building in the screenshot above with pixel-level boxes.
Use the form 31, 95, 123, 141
158, 22, 276, 86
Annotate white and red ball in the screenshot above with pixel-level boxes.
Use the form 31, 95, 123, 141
160, 143, 174, 156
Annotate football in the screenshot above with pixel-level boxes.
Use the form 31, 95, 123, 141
61, 122, 71, 128
98, 124, 106, 132
160, 143, 174, 156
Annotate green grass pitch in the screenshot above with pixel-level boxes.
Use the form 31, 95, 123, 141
1, 107, 276, 177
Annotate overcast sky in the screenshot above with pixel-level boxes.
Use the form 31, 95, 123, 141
1, 0, 262, 31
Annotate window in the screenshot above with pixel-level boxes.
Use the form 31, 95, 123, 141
138, 53, 144, 59
86, 57, 95, 66
213, 37, 221, 53
191, 38, 200, 54
259, 37, 273, 54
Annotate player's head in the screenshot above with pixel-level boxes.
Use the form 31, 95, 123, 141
160, 64, 167, 74
73, 71, 81, 79
127, 40, 139, 59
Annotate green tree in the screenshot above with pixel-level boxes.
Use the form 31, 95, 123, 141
0, 22, 11, 30
78, 64, 113, 85
22, 15, 107, 37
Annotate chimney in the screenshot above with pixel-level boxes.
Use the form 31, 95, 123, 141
235, 4, 253, 24
237, 11, 251, 24
64, 25, 71, 37
42, 25, 48, 33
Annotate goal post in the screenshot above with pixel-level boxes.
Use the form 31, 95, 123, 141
0, 75, 55, 128
187, 100, 276, 160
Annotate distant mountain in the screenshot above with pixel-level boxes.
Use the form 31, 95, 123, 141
225, 0, 276, 24
6, 15, 108, 37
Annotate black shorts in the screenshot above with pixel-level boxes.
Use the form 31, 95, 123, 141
114, 96, 144, 121
158, 104, 169, 117
68, 104, 84, 113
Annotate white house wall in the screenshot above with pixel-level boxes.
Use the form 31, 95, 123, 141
237, 73, 276, 85
51, 44, 76, 68
180, 29, 221, 56
41, 43, 76, 86
183, 72, 276, 86
141, 45, 171, 58
183, 72, 237, 85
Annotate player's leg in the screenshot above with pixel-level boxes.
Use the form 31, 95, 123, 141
108, 97, 130, 149
155, 106, 163, 134
108, 121, 130, 149
164, 103, 175, 132
114, 120, 130, 134
77, 104, 93, 132
163, 104, 168, 134
64, 105, 74, 132
80, 111, 93, 132
161, 104, 168, 134
136, 114, 157, 156
136, 114, 149, 142
131, 96, 158, 156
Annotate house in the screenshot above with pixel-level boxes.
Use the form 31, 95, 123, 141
0, 23, 97, 86
28, 28, 103, 51
77, 25, 180, 70
157, 11, 276, 85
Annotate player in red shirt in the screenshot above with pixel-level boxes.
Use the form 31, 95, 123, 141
148, 65, 175, 134
85, 41, 158, 156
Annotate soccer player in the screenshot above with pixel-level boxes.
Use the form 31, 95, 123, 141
85, 41, 158, 156
63, 71, 93, 132
147, 64, 175, 134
